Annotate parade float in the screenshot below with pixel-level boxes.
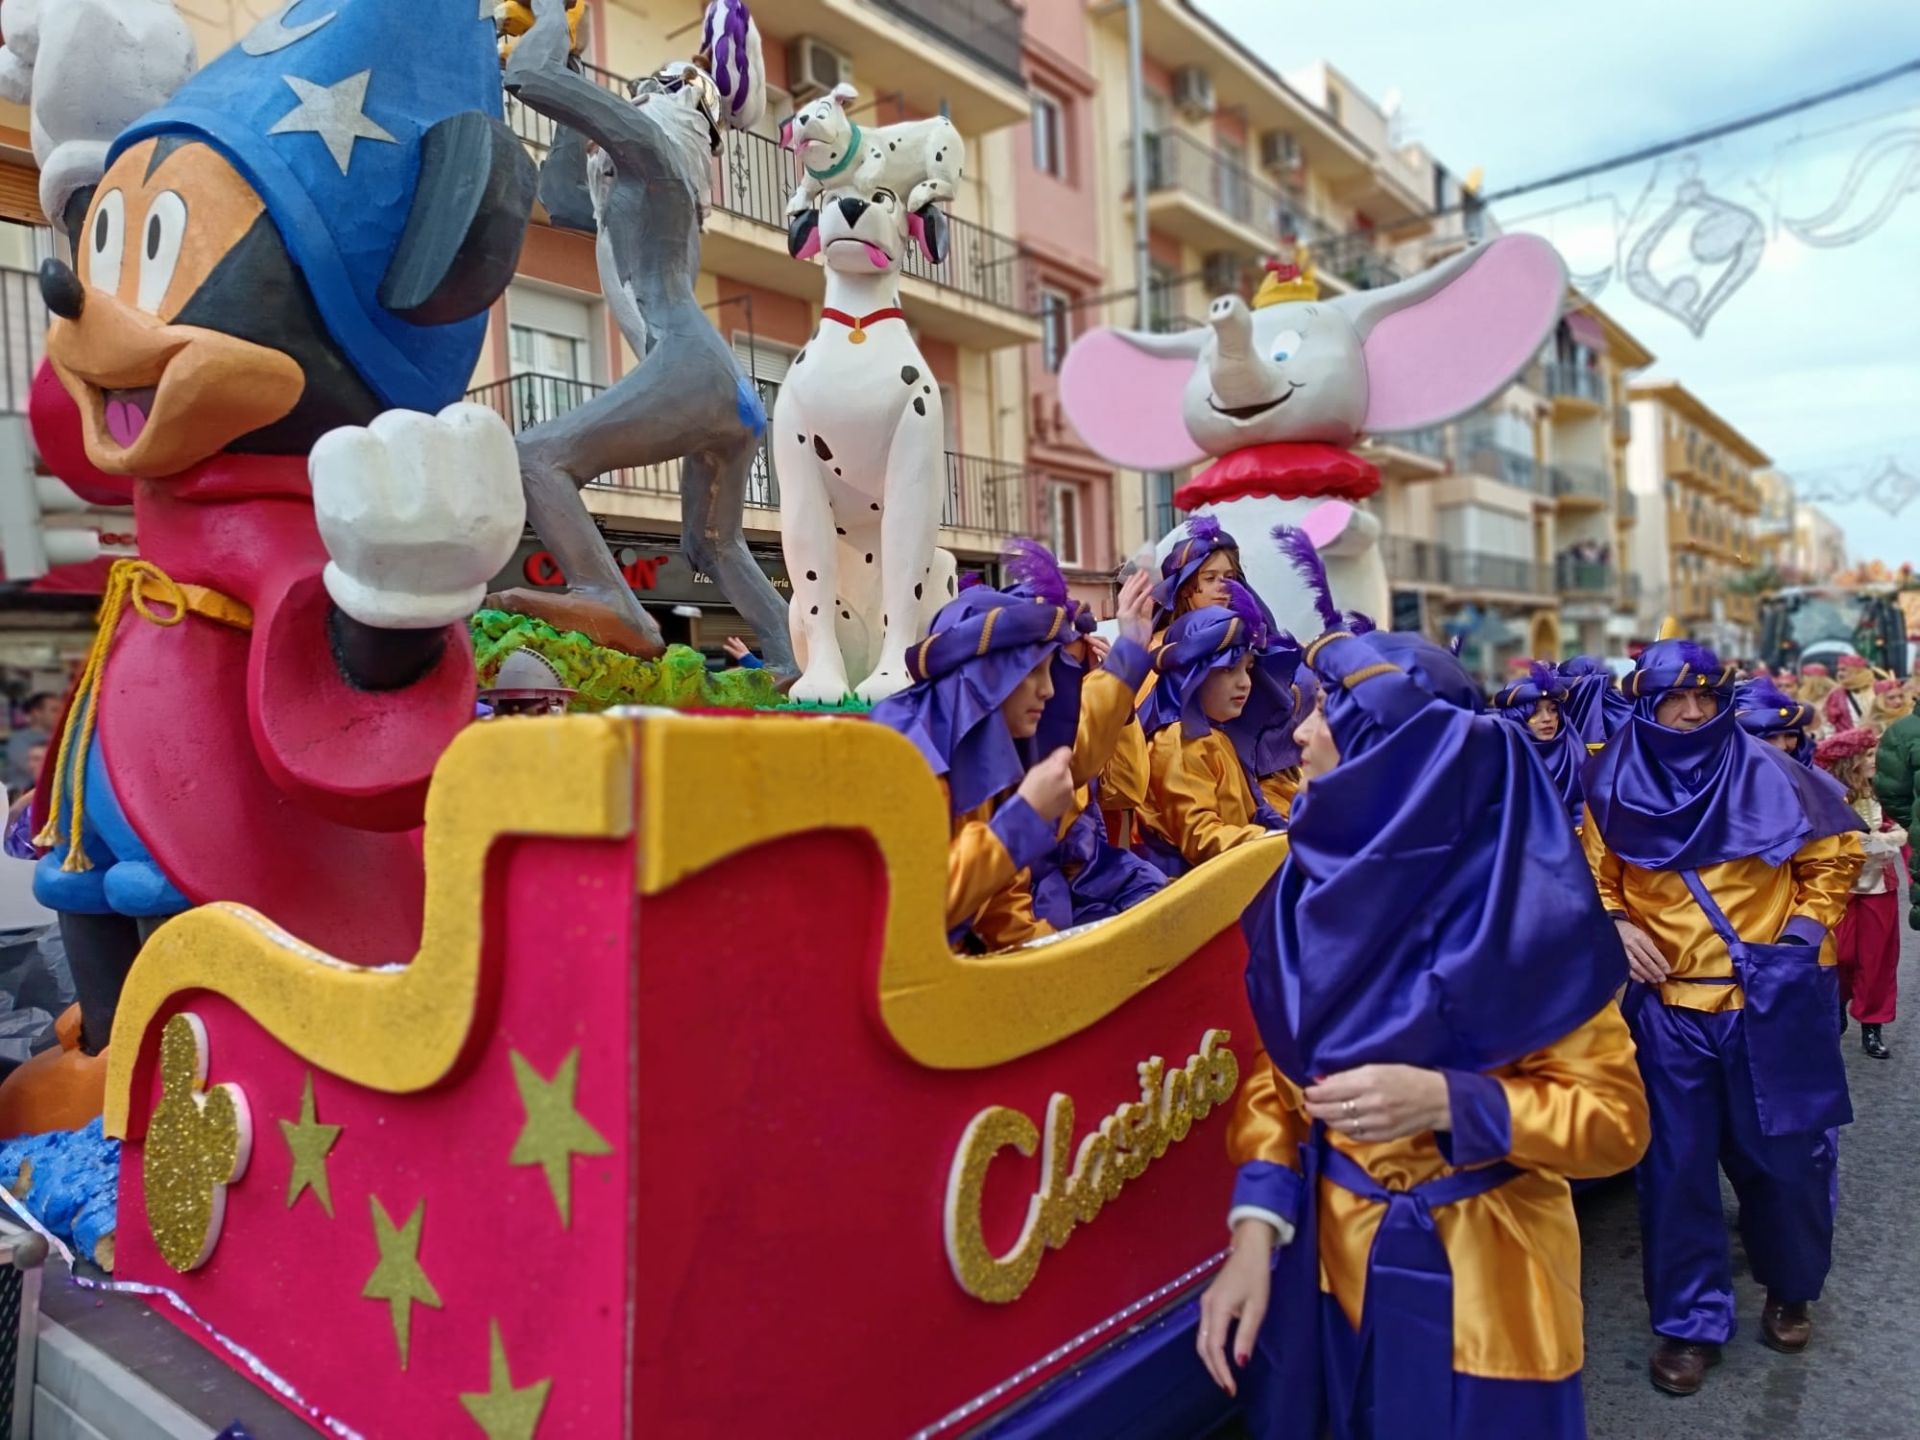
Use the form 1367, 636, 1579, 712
0, 1, 1583, 1434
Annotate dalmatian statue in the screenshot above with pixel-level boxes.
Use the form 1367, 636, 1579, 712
0, 0, 196, 241
1060, 235, 1570, 641
780, 83, 963, 223
776, 181, 960, 703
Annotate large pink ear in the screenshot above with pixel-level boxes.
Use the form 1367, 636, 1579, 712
1058, 328, 1206, 471
1356, 234, 1568, 432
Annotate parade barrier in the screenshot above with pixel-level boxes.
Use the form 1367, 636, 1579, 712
102, 711, 1286, 1437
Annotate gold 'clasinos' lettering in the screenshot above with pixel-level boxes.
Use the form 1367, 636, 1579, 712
942, 1029, 1240, 1304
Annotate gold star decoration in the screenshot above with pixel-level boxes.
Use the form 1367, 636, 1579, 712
459, 1320, 553, 1440
508, 1048, 612, 1228
361, 1196, 442, 1369
279, 1073, 341, 1218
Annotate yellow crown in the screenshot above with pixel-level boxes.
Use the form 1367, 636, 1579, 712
1253, 249, 1320, 308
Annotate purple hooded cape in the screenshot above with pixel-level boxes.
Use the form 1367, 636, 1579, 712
1582, 639, 1862, 871
1557, 653, 1628, 747
1243, 630, 1625, 1083
1493, 662, 1587, 824
1734, 676, 1817, 769
869, 586, 1074, 817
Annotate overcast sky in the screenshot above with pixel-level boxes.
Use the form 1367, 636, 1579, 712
1198, 0, 1920, 566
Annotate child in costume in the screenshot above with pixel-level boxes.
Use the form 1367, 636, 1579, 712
1735, 676, 1817, 766
1823, 654, 1876, 733
1816, 727, 1904, 1059
999, 543, 1165, 930
1135, 581, 1293, 874
1198, 531, 1647, 1440
870, 560, 1152, 951
1492, 661, 1588, 828
1584, 635, 1863, 1394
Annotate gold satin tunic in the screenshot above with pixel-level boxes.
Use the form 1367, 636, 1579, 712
1581, 819, 1863, 1012
1140, 725, 1269, 868
1227, 1005, 1650, 1380
942, 659, 1146, 949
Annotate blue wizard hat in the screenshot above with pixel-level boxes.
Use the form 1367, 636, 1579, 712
109, 0, 507, 413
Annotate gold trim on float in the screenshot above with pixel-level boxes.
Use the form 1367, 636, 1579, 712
104, 717, 635, 1138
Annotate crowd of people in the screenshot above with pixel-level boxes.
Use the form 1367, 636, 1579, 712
866, 518, 1907, 1438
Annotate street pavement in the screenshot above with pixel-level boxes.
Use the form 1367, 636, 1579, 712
1579, 914, 1920, 1438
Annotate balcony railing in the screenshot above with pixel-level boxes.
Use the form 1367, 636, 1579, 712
867, 0, 1024, 85
1555, 556, 1614, 596
1316, 232, 1403, 292
503, 62, 630, 159
1377, 425, 1447, 460
1551, 462, 1611, 502
1542, 362, 1605, 406
0, 265, 46, 417
715, 127, 1030, 314
1460, 431, 1543, 494
1383, 535, 1447, 586
1446, 549, 1552, 596
1136, 129, 1306, 248
467, 373, 1026, 536
1618, 489, 1639, 523
1612, 403, 1632, 446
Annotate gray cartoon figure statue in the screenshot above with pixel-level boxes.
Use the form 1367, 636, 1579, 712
499, 0, 792, 668
1060, 234, 1568, 642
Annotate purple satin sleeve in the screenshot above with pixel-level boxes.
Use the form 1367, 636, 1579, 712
1101, 636, 1152, 692
990, 795, 1056, 875
1311, 634, 1430, 731
1438, 1070, 1512, 1168
1231, 1160, 1304, 1226
3, 807, 36, 861
1779, 915, 1826, 947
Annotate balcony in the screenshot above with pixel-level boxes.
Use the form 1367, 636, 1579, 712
1612, 403, 1632, 447
1363, 424, 1448, 478
1382, 535, 1448, 587
503, 62, 629, 162
1446, 549, 1553, 598
1130, 129, 1300, 260
1550, 461, 1611, 507
0, 265, 45, 417
1459, 431, 1544, 495
466, 373, 1027, 541
1316, 232, 1403, 292
1617, 488, 1639, 525
1542, 361, 1605, 413
1555, 555, 1614, 597
750, 0, 1027, 132
1725, 591, 1758, 626
707, 127, 1037, 351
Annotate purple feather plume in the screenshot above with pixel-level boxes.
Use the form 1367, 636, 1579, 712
1529, 660, 1559, 695
1271, 525, 1341, 633
1003, 538, 1070, 606
1342, 610, 1377, 636
958, 572, 985, 592
1224, 580, 1269, 647
1185, 514, 1224, 548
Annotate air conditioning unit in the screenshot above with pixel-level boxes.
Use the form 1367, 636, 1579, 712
1172, 66, 1215, 119
1202, 251, 1242, 296
786, 35, 851, 100
1258, 129, 1304, 183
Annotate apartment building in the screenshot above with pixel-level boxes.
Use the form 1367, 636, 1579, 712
1752, 469, 1799, 578
1627, 380, 1769, 659
1792, 503, 1849, 581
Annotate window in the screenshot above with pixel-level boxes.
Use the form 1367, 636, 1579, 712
1146, 471, 1178, 539
507, 286, 599, 424
733, 338, 798, 509
1147, 263, 1180, 332
1039, 288, 1075, 374
1047, 481, 1084, 567
1031, 91, 1066, 179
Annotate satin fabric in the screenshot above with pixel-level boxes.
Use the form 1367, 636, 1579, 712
1139, 727, 1279, 874
1624, 989, 1837, 1344
1735, 677, 1817, 768
1582, 639, 1862, 871
1227, 1006, 1649, 1383
1261, 768, 1303, 821
1584, 829, 1862, 1013
1027, 793, 1165, 930
1496, 703, 1587, 826
942, 782, 1052, 949
1250, 632, 1625, 1082
1557, 655, 1625, 748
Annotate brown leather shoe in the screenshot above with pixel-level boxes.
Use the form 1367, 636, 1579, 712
1649, 1338, 1721, 1395
1761, 1296, 1813, 1353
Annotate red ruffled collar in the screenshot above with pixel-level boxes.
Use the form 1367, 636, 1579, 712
1174, 442, 1380, 511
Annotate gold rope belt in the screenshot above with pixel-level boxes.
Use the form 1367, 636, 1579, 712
35, 559, 252, 873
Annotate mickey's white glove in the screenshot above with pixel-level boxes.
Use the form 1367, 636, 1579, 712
311, 404, 526, 631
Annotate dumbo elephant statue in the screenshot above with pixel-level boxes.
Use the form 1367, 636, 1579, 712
1059, 234, 1568, 640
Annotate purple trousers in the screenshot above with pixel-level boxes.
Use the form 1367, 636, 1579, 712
1625, 989, 1837, 1344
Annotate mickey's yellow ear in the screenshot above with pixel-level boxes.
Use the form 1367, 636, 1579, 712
1657, 615, 1683, 641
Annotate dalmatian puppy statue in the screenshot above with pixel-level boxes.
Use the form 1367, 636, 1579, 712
0, 0, 197, 241
776, 182, 959, 704
780, 83, 963, 223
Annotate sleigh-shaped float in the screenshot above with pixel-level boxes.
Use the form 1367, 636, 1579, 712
103, 710, 1285, 1437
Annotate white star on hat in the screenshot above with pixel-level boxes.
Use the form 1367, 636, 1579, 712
268, 70, 398, 175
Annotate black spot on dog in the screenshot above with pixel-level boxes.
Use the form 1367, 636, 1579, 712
914, 583, 923, 599
834, 467, 842, 476
806, 570, 817, 581
809, 605, 819, 615
935, 150, 944, 162
923, 385, 932, 395
913, 397, 926, 417
901, 365, 921, 386
889, 141, 898, 150
796, 349, 807, 364
797, 433, 806, 443
865, 553, 874, 564
869, 502, 880, 511
836, 527, 846, 536
842, 610, 852, 620
883, 614, 889, 626
813, 435, 834, 462
947, 577, 957, 596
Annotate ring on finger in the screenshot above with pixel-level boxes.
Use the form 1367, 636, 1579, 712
1343, 1099, 1357, 1118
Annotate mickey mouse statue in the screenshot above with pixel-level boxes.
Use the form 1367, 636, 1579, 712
0, 0, 537, 1132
